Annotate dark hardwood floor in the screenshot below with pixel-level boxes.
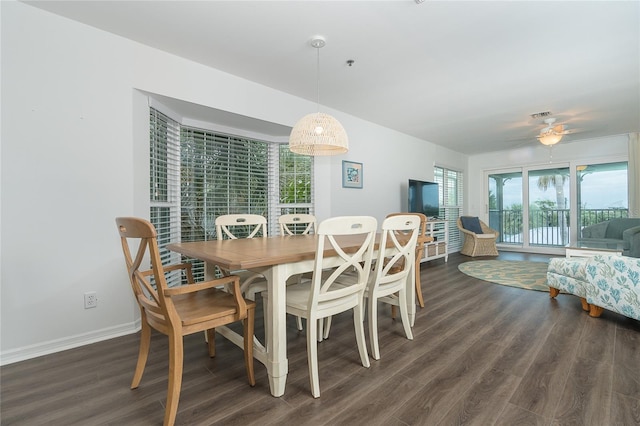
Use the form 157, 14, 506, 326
2, 252, 639, 425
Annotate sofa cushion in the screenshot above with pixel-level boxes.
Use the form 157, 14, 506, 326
460, 216, 483, 234
603, 218, 640, 239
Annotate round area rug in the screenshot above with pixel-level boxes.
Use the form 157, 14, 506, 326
458, 260, 549, 292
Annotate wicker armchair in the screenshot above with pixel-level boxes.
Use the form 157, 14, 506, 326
457, 217, 499, 257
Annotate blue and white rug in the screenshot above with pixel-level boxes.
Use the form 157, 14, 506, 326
458, 260, 549, 292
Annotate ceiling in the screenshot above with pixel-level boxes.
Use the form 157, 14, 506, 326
24, 0, 640, 155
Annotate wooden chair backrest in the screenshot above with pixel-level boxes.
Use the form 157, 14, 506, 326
279, 213, 317, 235
215, 214, 267, 240
116, 217, 189, 326
386, 212, 428, 243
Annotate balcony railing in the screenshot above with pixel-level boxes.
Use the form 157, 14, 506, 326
489, 208, 629, 246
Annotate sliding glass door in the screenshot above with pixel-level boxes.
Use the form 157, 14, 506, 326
487, 161, 628, 252
527, 167, 570, 247
488, 171, 523, 246
577, 162, 629, 227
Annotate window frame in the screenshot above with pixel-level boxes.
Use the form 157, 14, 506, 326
149, 106, 314, 283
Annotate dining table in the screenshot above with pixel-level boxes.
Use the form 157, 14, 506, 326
167, 233, 418, 397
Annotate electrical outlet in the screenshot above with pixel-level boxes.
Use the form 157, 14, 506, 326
84, 292, 98, 309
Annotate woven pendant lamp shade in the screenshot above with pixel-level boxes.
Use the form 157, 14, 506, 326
289, 112, 349, 156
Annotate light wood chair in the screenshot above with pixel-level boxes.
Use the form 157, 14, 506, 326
116, 217, 255, 426
215, 214, 268, 297
262, 216, 377, 397
366, 215, 420, 359
457, 217, 499, 257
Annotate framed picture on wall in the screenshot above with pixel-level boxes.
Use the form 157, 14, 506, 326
342, 160, 363, 189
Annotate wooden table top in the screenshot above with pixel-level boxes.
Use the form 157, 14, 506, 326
167, 234, 363, 271
168, 232, 434, 271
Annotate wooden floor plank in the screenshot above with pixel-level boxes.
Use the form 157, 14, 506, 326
2, 252, 638, 426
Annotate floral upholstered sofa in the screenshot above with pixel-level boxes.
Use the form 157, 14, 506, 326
547, 254, 640, 320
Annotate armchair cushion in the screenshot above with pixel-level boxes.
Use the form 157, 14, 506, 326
622, 225, 640, 258
460, 216, 483, 234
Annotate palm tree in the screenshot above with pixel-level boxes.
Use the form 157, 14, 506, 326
537, 174, 567, 209
537, 173, 569, 243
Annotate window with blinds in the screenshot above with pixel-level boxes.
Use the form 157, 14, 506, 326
150, 109, 182, 286
435, 166, 464, 252
149, 107, 313, 283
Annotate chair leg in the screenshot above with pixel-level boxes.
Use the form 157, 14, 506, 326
306, 316, 321, 398
353, 302, 371, 368
415, 261, 425, 308
206, 328, 216, 357
131, 320, 151, 389
164, 331, 183, 426
317, 318, 324, 342
368, 296, 381, 360
323, 316, 332, 340
398, 288, 414, 341
243, 307, 256, 386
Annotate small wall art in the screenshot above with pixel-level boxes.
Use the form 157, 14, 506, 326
342, 160, 363, 189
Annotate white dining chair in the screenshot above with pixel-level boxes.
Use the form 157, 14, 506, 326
262, 215, 377, 398
215, 214, 268, 298
366, 214, 420, 359
324, 214, 420, 358
278, 213, 317, 330
279, 213, 317, 236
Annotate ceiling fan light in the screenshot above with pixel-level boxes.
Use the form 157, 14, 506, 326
289, 112, 348, 155
539, 132, 563, 146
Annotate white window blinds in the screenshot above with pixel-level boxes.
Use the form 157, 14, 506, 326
435, 166, 464, 252
149, 109, 182, 285
149, 107, 314, 282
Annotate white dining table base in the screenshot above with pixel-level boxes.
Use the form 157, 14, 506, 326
212, 252, 415, 397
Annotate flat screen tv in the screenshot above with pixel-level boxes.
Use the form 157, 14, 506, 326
408, 179, 440, 219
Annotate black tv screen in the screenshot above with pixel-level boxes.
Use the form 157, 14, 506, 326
408, 179, 440, 219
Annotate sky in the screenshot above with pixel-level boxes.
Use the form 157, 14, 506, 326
493, 169, 628, 210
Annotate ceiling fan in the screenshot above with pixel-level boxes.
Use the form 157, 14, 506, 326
536, 117, 572, 146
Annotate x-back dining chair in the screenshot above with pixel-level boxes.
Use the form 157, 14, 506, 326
215, 214, 268, 298
278, 213, 317, 330
366, 214, 420, 359
115, 217, 255, 426
262, 215, 377, 398
386, 212, 428, 310
279, 213, 317, 236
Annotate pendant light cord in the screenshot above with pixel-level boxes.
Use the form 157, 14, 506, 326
316, 45, 321, 114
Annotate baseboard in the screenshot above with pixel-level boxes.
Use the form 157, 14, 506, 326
0, 319, 142, 366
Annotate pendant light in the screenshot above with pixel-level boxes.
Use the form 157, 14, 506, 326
289, 36, 348, 156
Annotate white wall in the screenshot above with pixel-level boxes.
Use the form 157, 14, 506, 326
1, 2, 465, 363
466, 134, 630, 221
